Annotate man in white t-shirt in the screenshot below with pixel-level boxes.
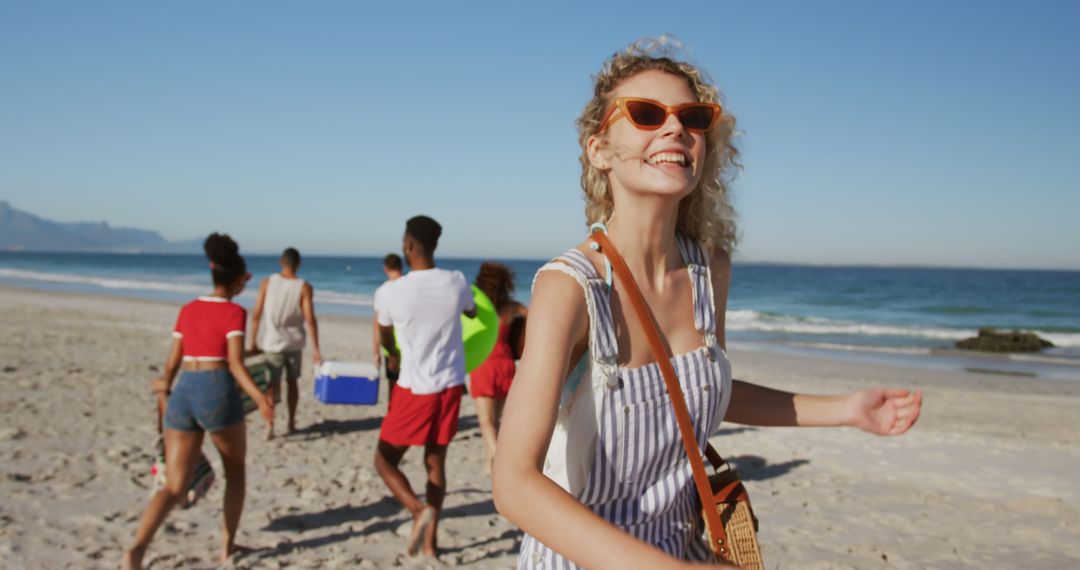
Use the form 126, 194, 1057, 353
373, 215, 476, 558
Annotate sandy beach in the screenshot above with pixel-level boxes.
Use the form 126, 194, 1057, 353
1, 285, 1078, 569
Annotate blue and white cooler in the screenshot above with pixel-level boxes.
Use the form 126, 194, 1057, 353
314, 361, 380, 405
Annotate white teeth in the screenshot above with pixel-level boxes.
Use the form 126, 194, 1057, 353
649, 152, 687, 166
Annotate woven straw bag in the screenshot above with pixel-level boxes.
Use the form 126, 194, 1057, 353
591, 229, 763, 568
702, 448, 763, 568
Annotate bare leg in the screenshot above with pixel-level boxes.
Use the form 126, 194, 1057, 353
375, 440, 435, 556
265, 357, 287, 441
494, 397, 506, 428
421, 443, 448, 557
208, 421, 247, 562
374, 440, 424, 514
285, 375, 299, 434
474, 396, 498, 474
122, 429, 204, 570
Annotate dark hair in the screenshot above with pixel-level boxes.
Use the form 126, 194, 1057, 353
383, 253, 403, 271
203, 232, 247, 286
405, 215, 442, 255
475, 261, 515, 312
281, 247, 301, 269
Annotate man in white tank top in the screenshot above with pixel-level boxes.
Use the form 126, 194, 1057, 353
250, 247, 322, 438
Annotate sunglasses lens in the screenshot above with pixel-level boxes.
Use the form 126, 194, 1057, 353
625, 100, 667, 127
677, 105, 716, 131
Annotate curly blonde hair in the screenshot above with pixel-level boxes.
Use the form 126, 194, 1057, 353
578, 36, 740, 253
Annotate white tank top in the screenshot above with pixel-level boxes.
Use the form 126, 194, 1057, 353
258, 273, 306, 352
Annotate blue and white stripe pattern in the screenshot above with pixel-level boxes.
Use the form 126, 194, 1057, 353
519, 235, 733, 569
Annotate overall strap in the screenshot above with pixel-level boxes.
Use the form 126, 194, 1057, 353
589, 229, 730, 558
676, 234, 717, 336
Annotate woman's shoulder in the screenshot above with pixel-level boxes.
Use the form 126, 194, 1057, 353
538, 239, 605, 277
705, 245, 732, 270
532, 241, 599, 294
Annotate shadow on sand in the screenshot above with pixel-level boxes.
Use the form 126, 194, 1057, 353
439, 529, 523, 561
251, 494, 509, 562
286, 416, 384, 441
263, 496, 400, 532
725, 454, 810, 481
457, 413, 480, 432
712, 426, 758, 437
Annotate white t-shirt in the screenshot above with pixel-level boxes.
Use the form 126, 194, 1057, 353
375, 268, 475, 395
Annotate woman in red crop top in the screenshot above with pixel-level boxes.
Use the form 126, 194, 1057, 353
470, 262, 528, 473
122, 233, 274, 570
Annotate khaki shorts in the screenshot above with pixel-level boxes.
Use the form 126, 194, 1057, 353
264, 351, 302, 400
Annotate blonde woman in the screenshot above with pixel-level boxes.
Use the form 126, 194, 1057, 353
492, 39, 923, 569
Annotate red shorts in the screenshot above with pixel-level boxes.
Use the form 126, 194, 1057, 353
379, 384, 464, 446
469, 357, 515, 399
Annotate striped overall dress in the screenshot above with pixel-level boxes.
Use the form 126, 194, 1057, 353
518, 235, 733, 569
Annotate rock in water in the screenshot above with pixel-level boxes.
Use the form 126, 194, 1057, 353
955, 328, 1054, 353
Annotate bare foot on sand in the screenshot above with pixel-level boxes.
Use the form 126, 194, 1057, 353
119, 548, 143, 570
406, 505, 436, 557
220, 542, 254, 563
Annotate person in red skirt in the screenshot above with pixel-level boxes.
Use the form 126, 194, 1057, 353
470, 262, 528, 473
374, 215, 476, 558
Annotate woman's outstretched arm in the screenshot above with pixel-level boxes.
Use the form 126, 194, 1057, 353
726, 380, 923, 434
493, 269, 712, 570
708, 249, 923, 434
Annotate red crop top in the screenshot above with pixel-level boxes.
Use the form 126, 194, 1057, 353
172, 296, 247, 361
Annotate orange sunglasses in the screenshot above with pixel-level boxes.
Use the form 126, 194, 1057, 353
599, 97, 722, 133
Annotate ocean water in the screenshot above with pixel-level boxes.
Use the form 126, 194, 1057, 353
2, 252, 1078, 379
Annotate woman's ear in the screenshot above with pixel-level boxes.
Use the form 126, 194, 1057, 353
586, 134, 612, 171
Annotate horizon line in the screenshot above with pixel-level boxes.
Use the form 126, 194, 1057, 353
2, 247, 1078, 274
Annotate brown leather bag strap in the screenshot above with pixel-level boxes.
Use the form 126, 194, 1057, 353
705, 443, 725, 471
589, 229, 727, 555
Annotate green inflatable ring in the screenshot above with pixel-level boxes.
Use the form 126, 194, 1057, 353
463, 285, 499, 372
389, 285, 500, 373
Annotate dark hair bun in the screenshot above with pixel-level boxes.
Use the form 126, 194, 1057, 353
203, 232, 247, 286
204, 233, 240, 264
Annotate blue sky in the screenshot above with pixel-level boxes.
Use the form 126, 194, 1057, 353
1, 1, 1077, 269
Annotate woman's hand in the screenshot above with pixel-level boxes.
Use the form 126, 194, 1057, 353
257, 396, 275, 426
149, 375, 169, 395
846, 388, 923, 435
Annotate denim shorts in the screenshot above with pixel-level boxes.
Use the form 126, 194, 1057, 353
164, 369, 245, 433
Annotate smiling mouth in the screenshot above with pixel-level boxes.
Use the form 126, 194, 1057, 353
646, 151, 690, 167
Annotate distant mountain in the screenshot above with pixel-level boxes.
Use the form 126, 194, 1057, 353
0, 201, 199, 253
